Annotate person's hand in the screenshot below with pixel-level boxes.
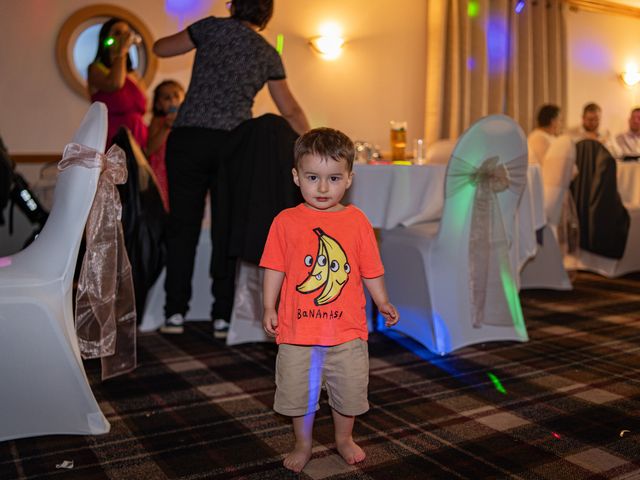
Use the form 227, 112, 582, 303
263, 308, 278, 337
165, 110, 178, 128
379, 302, 399, 327
122, 31, 136, 50
112, 31, 135, 59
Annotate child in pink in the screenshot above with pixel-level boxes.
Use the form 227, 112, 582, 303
260, 127, 399, 473
147, 80, 185, 211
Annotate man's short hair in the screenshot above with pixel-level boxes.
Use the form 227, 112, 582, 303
537, 104, 560, 128
631, 107, 640, 116
583, 103, 601, 116
294, 128, 355, 171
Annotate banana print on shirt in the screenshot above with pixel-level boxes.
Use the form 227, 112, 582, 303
296, 228, 351, 306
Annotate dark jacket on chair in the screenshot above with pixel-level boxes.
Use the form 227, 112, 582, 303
570, 139, 629, 259
212, 114, 302, 278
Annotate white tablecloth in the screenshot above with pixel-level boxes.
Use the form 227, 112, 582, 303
346, 163, 545, 269
617, 161, 640, 207
142, 164, 545, 333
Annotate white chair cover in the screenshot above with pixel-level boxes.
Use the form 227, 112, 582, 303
380, 114, 529, 355
0, 103, 110, 441
227, 261, 271, 345
520, 135, 575, 290
569, 206, 640, 277
541, 135, 576, 226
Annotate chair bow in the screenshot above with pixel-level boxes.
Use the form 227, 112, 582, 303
448, 153, 527, 329
59, 143, 137, 380
470, 156, 510, 193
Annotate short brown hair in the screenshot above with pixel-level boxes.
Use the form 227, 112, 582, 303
583, 102, 601, 116
294, 127, 355, 171
230, 0, 273, 30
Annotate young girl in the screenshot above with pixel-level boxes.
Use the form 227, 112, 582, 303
147, 80, 185, 211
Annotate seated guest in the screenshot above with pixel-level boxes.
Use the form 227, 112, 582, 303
568, 102, 611, 143
568, 102, 619, 157
528, 104, 561, 165
615, 107, 640, 158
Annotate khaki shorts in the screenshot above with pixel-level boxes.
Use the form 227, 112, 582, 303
274, 338, 369, 417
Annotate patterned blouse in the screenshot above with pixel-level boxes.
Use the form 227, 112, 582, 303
174, 16, 286, 131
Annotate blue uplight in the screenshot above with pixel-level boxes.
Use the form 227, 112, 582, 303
307, 347, 326, 414
165, 0, 201, 14
515, 0, 525, 14
572, 41, 610, 72
165, 0, 214, 28
486, 15, 509, 74
467, 56, 476, 71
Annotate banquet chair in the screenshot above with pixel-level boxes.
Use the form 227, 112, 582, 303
568, 140, 640, 277
520, 134, 575, 290
0, 102, 110, 441
380, 115, 529, 355
425, 139, 457, 164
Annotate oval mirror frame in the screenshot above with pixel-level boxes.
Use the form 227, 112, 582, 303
56, 4, 157, 98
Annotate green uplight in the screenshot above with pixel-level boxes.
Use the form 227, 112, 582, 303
468, 0, 480, 17
499, 259, 528, 340
104, 37, 115, 47
276, 34, 284, 55
487, 372, 507, 394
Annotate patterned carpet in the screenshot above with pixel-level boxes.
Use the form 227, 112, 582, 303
2, 271, 640, 479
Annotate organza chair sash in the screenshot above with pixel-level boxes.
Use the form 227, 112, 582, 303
58, 143, 137, 380
447, 154, 527, 328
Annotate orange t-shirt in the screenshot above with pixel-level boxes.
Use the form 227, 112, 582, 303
260, 204, 385, 346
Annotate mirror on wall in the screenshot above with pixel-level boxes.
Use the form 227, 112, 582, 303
56, 4, 157, 98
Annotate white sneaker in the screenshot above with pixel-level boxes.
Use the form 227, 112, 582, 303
213, 318, 230, 339
160, 313, 184, 334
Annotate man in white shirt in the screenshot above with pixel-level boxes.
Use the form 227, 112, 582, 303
615, 107, 640, 158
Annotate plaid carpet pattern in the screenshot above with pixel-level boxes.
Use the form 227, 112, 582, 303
1, 271, 640, 479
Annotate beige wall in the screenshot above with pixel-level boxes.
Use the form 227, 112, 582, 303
4, 1, 640, 157
0, 0, 427, 155
565, 7, 640, 137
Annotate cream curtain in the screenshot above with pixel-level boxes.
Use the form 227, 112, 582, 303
424, 0, 567, 144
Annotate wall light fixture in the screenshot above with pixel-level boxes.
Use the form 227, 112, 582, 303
309, 22, 344, 60
621, 62, 640, 87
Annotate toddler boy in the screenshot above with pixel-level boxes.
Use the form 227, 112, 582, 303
260, 127, 399, 473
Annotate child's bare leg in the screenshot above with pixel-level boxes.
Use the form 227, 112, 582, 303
332, 409, 366, 465
284, 412, 315, 473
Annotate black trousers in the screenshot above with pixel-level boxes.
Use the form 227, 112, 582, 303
164, 127, 236, 321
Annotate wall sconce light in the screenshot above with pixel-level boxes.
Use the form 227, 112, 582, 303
309, 35, 345, 60
621, 62, 640, 87
309, 22, 345, 60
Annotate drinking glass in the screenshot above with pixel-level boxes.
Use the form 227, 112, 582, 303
413, 138, 425, 164
390, 121, 407, 161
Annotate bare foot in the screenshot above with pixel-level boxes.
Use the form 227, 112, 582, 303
336, 437, 366, 465
283, 444, 312, 473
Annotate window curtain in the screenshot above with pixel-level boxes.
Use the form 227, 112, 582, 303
424, 0, 567, 144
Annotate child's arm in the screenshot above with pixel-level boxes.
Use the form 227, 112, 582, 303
146, 116, 172, 157
263, 268, 285, 336
362, 276, 399, 327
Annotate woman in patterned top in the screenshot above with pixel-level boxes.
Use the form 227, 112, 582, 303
153, 0, 310, 337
